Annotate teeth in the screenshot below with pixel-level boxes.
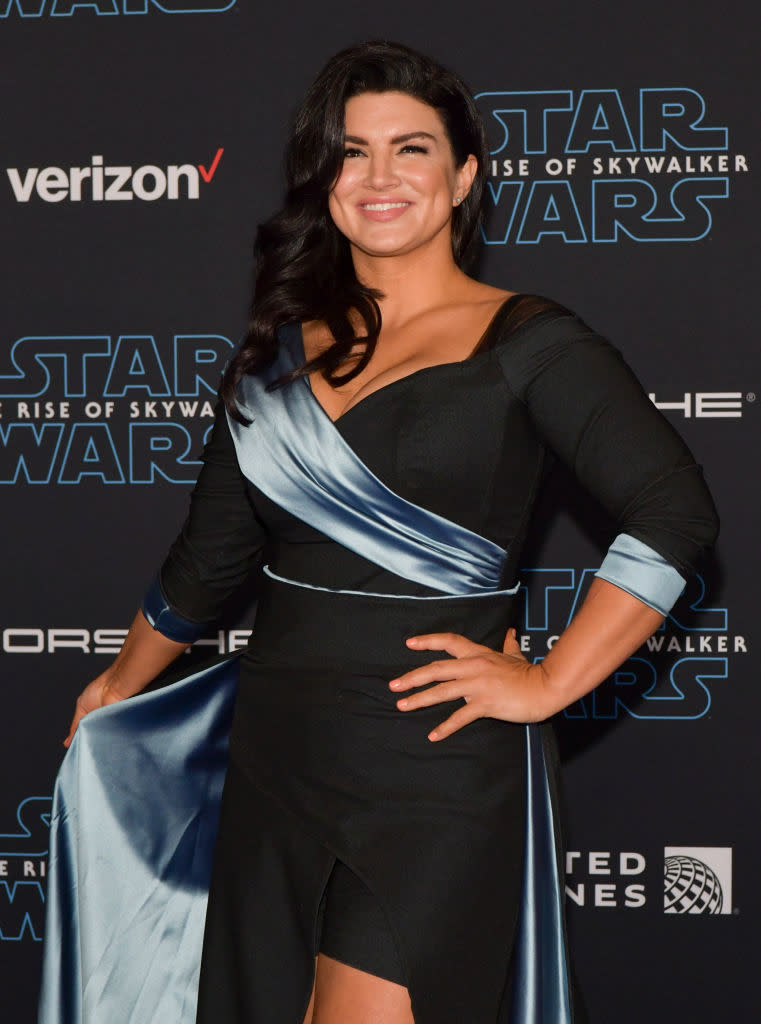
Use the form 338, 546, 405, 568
362, 202, 409, 211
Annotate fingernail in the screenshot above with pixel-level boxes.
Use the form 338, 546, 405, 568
397, 699, 408, 709
389, 679, 401, 688
406, 637, 421, 646
428, 731, 439, 742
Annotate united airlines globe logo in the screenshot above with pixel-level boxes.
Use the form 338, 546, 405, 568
664, 854, 724, 914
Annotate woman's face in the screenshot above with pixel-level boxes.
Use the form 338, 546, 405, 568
328, 90, 477, 260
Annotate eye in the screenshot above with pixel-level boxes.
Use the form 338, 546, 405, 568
343, 147, 365, 158
400, 144, 428, 154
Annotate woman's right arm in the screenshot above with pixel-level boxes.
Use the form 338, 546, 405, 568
65, 399, 268, 745
64, 610, 189, 746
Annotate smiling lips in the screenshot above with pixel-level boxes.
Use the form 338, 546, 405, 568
358, 200, 412, 221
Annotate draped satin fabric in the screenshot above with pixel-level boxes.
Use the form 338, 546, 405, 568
38, 332, 572, 1024
38, 658, 239, 1024
226, 327, 513, 598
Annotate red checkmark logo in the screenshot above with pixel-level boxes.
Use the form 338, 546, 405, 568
198, 147, 224, 183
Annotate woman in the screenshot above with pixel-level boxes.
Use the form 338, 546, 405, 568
43, 41, 718, 1024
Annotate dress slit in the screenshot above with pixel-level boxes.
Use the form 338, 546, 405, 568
317, 857, 409, 987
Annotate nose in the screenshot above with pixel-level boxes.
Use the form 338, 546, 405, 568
364, 151, 401, 190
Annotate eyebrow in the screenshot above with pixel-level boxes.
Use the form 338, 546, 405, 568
344, 131, 438, 145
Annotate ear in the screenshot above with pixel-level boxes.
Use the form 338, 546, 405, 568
454, 153, 478, 204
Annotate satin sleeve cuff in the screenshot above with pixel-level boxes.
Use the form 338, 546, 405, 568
141, 575, 208, 644
595, 533, 686, 616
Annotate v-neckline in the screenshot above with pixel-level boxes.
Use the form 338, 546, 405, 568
297, 295, 523, 426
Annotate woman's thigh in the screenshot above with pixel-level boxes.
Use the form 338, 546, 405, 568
303, 954, 414, 1024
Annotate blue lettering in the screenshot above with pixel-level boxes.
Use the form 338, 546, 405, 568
565, 89, 636, 153
51, 0, 117, 14
129, 422, 201, 483
103, 335, 171, 396
640, 88, 728, 151
0, 882, 45, 941
667, 573, 727, 631
568, 655, 728, 720
0, 797, 51, 857
515, 180, 587, 243
58, 423, 125, 483
0, 424, 63, 483
520, 569, 576, 631
592, 177, 729, 242
0, 337, 111, 398
1, 0, 234, 13
476, 91, 573, 154
174, 334, 233, 395
481, 181, 524, 245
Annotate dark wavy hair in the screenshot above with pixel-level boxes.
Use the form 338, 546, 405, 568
221, 40, 489, 422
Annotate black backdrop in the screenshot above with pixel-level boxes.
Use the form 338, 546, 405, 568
1, 2, 758, 1021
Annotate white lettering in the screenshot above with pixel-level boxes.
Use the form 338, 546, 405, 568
3, 628, 44, 653
624, 884, 646, 908
620, 852, 646, 875
589, 852, 611, 875
649, 392, 691, 417
594, 884, 617, 907
35, 167, 69, 202
6, 166, 39, 202
69, 165, 91, 201
104, 166, 133, 201
228, 629, 252, 652
47, 628, 90, 654
644, 156, 665, 173
167, 164, 200, 200
565, 883, 585, 906
132, 165, 167, 201
695, 392, 743, 418
92, 154, 104, 201
93, 628, 128, 654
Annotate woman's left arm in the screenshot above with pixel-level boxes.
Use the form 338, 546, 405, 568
390, 577, 661, 740
390, 312, 720, 738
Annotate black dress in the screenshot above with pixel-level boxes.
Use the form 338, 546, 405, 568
154, 298, 717, 1023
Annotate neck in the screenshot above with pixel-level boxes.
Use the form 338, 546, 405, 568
350, 232, 468, 329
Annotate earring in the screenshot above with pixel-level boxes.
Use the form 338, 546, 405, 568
454, 196, 463, 206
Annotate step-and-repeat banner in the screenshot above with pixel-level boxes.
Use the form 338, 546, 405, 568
1, 3, 757, 1021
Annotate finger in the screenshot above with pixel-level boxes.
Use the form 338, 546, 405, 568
406, 632, 487, 658
64, 702, 88, 748
63, 716, 79, 748
390, 655, 489, 692
428, 703, 481, 742
502, 627, 521, 655
397, 679, 478, 711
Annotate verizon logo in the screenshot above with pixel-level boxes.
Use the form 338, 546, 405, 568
6, 148, 223, 202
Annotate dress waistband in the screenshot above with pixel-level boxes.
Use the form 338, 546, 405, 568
261, 564, 519, 600
248, 564, 519, 675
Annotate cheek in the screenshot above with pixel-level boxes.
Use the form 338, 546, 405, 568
331, 162, 362, 199
411, 164, 457, 199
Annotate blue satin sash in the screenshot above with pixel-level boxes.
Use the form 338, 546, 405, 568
227, 325, 511, 597
39, 326, 571, 1023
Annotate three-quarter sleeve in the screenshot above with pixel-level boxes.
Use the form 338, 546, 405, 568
496, 311, 719, 614
141, 399, 268, 640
